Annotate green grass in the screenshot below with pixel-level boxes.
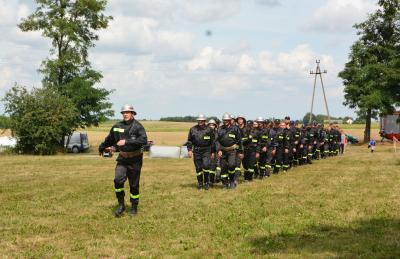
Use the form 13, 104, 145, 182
337, 123, 379, 130
1, 145, 399, 258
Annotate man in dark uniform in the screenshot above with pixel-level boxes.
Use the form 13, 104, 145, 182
307, 123, 316, 164
99, 104, 147, 217
259, 119, 275, 178
207, 119, 219, 186
273, 120, 288, 175
252, 120, 260, 178
283, 122, 295, 173
187, 114, 215, 190
271, 119, 280, 172
293, 122, 301, 167
299, 124, 310, 165
312, 122, 321, 160
256, 117, 267, 179
216, 113, 244, 189
236, 115, 250, 185
243, 120, 261, 183
327, 125, 334, 157
254, 117, 265, 178
321, 127, 330, 159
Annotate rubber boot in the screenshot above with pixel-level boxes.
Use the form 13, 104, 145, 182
209, 173, 215, 186
230, 181, 236, 189
115, 199, 125, 216
204, 183, 210, 190
234, 170, 240, 186
293, 161, 298, 168
259, 169, 265, 180
254, 164, 259, 178
129, 203, 138, 217
197, 174, 203, 190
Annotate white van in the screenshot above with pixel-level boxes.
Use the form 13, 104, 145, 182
64, 133, 89, 153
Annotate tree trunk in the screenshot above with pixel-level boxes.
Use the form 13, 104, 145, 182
364, 108, 371, 143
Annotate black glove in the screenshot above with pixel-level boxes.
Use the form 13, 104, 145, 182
368, 145, 371, 149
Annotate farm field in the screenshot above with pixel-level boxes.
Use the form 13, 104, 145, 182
1, 143, 400, 258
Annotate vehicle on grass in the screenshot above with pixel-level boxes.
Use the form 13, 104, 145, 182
380, 111, 400, 141
64, 133, 89, 153
345, 134, 358, 145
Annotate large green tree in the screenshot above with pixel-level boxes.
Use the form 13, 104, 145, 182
17, 0, 115, 135
2, 84, 78, 155
338, 0, 400, 142
303, 112, 317, 124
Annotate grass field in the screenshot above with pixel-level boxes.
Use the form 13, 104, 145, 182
1, 143, 400, 258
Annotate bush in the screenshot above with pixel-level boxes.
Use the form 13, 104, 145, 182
2, 84, 78, 155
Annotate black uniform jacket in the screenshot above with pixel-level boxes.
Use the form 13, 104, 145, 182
249, 128, 262, 153
99, 119, 148, 163
215, 124, 244, 154
187, 125, 215, 152
275, 127, 289, 149
259, 127, 275, 150
238, 125, 252, 147
300, 130, 312, 146
284, 128, 295, 149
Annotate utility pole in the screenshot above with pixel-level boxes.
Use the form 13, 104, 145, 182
309, 60, 330, 124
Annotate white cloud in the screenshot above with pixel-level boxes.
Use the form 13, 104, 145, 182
327, 85, 345, 97
180, 0, 241, 23
221, 37, 251, 55
270, 38, 283, 47
98, 16, 196, 56
298, 0, 376, 32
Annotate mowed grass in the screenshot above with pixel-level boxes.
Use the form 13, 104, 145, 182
1, 144, 400, 258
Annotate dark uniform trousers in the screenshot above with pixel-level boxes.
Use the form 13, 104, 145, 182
258, 151, 267, 177
193, 150, 211, 184
220, 149, 237, 186
323, 142, 329, 158
114, 158, 143, 205
308, 144, 314, 162
235, 150, 242, 181
314, 142, 320, 159
242, 148, 256, 180
329, 141, 334, 157
300, 145, 308, 165
264, 149, 273, 176
273, 147, 284, 174
294, 143, 301, 166
210, 153, 219, 183
283, 149, 290, 172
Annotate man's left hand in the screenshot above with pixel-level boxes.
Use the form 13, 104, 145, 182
211, 153, 215, 159
238, 154, 244, 159
117, 139, 126, 146
285, 149, 288, 153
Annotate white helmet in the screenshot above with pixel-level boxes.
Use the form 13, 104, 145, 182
121, 104, 137, 115
197, 113, 206, 121
222, 113, 231, 121
237, 115, 245, 121
256, 116, 264, 122
208, 119, 216, 125
230, 114, 235, 119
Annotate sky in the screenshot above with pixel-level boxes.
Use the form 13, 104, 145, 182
0, 0, 379, 121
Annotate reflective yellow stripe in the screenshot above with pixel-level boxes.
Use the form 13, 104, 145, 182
113, 128, 119, 131
209, 171, 216, 174
197, 171, 203, 175
118, 129, 124, 133
266, 165, 271, 168
260, 166, 265, 169
130, 194, 139, 199
262, 136, 269, 139
252, 139, 258, 142
242, 138, 248, 140
229, 134, 235, 138
203, 169, 210, 172
276, 165, 281, 168
228, 170, 235, 174
249, 169, 254, 172
221, 174, 228, 178
216, 167, 221, 170
204, 136, 210, 140
279, 136, 283, 139
235, 168, 240, 171
310, 134, 314, 136
115, 188, 124, 192
295, 135, 299, 137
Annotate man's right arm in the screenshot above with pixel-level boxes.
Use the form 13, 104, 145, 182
99, 127, 116, 152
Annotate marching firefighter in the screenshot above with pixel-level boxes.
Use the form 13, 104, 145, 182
246, 120, 261, 182
256, 117, 267, 179
208, 119, 219, 186
259, 119, 275, 178
187, 114, 215, 190
307, 123, 316, 164
252, 120, 260, 178
283, 122, 295, 173
327, 125, 334, 157
293, 122, 301, 167
215, 113, 244, 189
322, 127, 330, 159
237, 115, 251, 184
273, 120, 288, 175
271, 119, 281, 172
99, 104, 148, 217
312, 122, 321, 160
299, 124, 310, 165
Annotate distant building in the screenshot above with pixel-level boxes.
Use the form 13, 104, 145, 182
346, 119, 353, 124
324, 120, 343, 124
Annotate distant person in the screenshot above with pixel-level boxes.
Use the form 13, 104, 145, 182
207, 119, 219, 187
340, 130, 345, 154
344, 134, 347, 153
98, 104, 147, 217
369, 138, 376, 153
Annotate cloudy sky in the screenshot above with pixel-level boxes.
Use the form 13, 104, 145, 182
0, 0, 378, 121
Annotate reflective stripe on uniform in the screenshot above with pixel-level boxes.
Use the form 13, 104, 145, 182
276, 165, 281, 168
130, 194, 139, 199
249, 169, 254, 172
260, 166, 265, 169
221, 174, 228, 178
203, 169, 210, 172
115, 188, 124, 192
235, 168, 240, 171
197, 171, 203, 175
216, 167, 221, 170
242, 138, 248, 140
228, 170, 235, 174
266, 165, 271, 168
209, 171, 216, 174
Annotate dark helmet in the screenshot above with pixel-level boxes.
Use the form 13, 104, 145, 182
215, 118, 221, 123
301, 124, 306, 128
285, 116, 290, 120
247, 120, 253, 126
313, 122, 318, 126
320, 124, 324, 128
274, 119, 280, 124
264, 119, 271, 124
295, 122, 298, 126
290, 120, 295, 125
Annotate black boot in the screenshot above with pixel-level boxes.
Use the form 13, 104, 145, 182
115, 199, 125, 216
259, 169, 264, 180
197, 174, 203, 190
293, 161, 298, 168
204, 182, 210, 190
129, 203, 138, 217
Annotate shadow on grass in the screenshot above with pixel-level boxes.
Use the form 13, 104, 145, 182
248, 217, 400, 258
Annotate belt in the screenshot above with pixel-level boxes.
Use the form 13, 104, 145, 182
194, 146, 211, 151
221, 144, 238, 152
243, 145, 249, 149
119, 149, 143, 159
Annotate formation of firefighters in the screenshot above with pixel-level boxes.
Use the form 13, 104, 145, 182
187, 113, 343, 190
98, 105, 344, 217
